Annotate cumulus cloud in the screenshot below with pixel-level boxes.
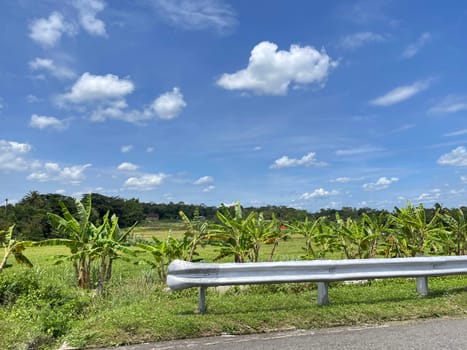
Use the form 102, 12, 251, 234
370, 80, 430, 106
339, 32, 385, 49
437, 147, 467, 166
461, 176, 467, 184
29, 12, 76, 47
60, 72, 134, 104
429, 95, 467, 114
194, 175, 214, 185
58, 73, 186, 123
123, 173, 168, 190
29, 57, 76, 80
270, 152, 327, 169
149, 88, 187, 120
402, 32, 431, 58
117, 162, 139, 171
30, 114, 68, 130
301, 188, 338, 200
28, 162, 91, 184
217, 41, 337, 95
74, 0, 107, 36
362, 177, 399, 191
0, 140, 32, 172
153, 0, 237, 32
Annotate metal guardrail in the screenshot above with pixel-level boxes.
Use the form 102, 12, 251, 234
167, 256, 467, 313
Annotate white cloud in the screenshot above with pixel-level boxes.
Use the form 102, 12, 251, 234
29, 12, 76, 47
335, 146, 383, 156
444, 129, 467, 137
121, 145, 133, 153
330, 176, 364, 183
0, 140, 32, 172
362, 177, 399, 191
153, 0, 237, 32
117, 162, 139, 171
60, 72, 134, 104
59, 74, 186, 123
429, 95, 467, 114
146, 146, 155, 153
30, 114, 68, 130
28, 162, 91, 184
124, 173, 168, 190
270, 152, 327, 169
370, 80, 430, 106
461, 176, 467, 184
217, 41, 337, 95
203, 185, 216, 192
437, 147, 467, 166
29, 57, 76, 80
27, 95, 42, 103
339, 32, 385, 49
301, 188, 338, 200
416, 189, 441, 202
194, 175, 214, 185
149, 87, 187, 120
402, 32, 431, 58
74, 0, 107, 36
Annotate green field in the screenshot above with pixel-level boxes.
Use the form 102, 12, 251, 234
1, 223, 467, 350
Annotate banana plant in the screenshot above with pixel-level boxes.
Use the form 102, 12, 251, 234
93, 212, 136, 294
287, 216, 332, 259
210, 202, 255, 263
137, 234, 188, 283
41, 195, 97, 288
0, 225, 33, 273
333, 214, 378, 259
244, 212, 277, 262
437, 209, 467, 255
179, 208, 209, 262
386, 202, 444, 257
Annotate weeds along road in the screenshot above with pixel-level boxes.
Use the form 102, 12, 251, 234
94, 317, 467, 350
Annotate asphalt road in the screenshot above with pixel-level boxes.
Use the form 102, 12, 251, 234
93, 318, 467, 350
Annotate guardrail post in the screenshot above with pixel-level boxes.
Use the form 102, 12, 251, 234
199, 286, 207, 313
317, 282, 329, 305
416, 276, 429, 296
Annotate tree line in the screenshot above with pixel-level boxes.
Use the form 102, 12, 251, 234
1, 191, 466, 241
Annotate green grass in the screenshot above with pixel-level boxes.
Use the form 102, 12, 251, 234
1, 226, 467, 349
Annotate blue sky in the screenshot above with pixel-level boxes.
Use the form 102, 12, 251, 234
1, 0, 466, 211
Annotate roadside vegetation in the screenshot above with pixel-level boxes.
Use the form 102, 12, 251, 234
0, 194, 466, 349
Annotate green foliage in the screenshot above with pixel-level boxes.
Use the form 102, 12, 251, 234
0, 225, 33, 273
385, 202, 444, 257
137, 235, 189, 282
37, 195, 134, 292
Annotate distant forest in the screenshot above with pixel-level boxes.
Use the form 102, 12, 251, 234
1, 191, 464, 241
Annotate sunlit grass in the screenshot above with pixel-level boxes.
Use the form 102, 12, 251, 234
1, 222, 467, 349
